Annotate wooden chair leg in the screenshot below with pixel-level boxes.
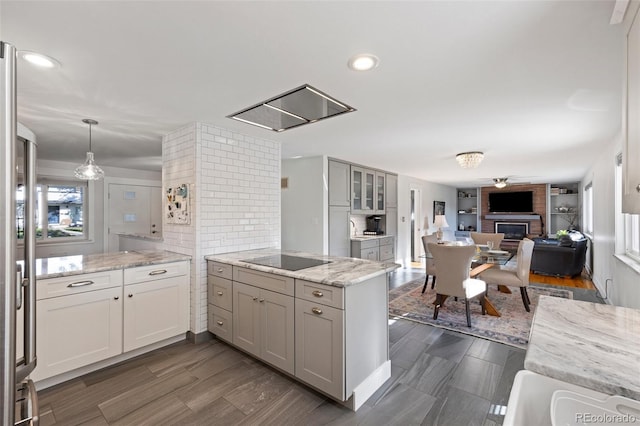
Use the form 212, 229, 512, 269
431, 275, 437, 289
433, 294, 441, 320
465, 299, 471, 327
480, 293, 486, 316
422, 275, 429, 293
520, 287, 531, 312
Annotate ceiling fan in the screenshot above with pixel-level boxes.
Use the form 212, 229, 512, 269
477, 176, 532, 188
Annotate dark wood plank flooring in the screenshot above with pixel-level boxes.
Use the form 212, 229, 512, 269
38, 267, 599, 426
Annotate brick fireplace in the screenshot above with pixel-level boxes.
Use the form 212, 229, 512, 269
480, 184, 547, 237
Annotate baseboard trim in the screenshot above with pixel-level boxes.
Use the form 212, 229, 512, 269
187, 330, 214, 344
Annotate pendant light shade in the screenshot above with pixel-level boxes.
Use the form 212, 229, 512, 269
74, 118, 105, 180
455, 151, 484, 169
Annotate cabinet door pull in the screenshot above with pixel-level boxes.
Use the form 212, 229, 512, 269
217, 291, 224, 296
67, 280, 94, 288
217, 268, 224, 273
216, 320, 224, 326
636, 184, 640, 193
259, 298, 265, 303
128, 294, 133, 298
311, 307, 323, 315
312, 290, 323, 298
252, 297, 258, 301
114, 296, 119, 300
148, 269, 167, 276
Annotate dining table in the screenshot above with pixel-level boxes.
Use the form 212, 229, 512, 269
423, 243, 514, 317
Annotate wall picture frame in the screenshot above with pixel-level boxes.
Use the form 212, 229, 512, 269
433, 201, 445, 221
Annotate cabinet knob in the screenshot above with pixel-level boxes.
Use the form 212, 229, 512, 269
636, 184, 640, 193
259, 298, 265, 303
114, 296, 119, 300
128, 294, 133, 298
312, 290, 323, 298
217, 291, 223, 296
216, 320, 224, 326
252, 297, 258, 301
217, 268, 223, 273
311, 307, 323, 315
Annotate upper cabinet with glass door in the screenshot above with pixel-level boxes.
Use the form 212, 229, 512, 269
375, 172, 385, 214
351, 166, 381, 214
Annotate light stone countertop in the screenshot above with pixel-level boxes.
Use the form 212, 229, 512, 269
350, 234, 394, 241
117, 232, 163, 241
525, 296, 640, 400
31, 250, 191, 279
205, 248, 400, 288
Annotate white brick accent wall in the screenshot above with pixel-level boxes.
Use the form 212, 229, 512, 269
162, 122, 281, 333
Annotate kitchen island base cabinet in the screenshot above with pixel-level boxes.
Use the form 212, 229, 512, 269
232, 281, 295, 375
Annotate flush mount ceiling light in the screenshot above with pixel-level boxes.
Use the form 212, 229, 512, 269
493, 178, 508, 188
347, 53, 379, 71
455, 151, 484, 169
18, 50, 60, 68
74, 119, 105, 180
228, 84, 356, 132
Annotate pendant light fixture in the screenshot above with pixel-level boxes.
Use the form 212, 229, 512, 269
74, 118, 105, 180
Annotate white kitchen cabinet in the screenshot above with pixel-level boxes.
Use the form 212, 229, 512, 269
295, 298, 344, 399
351, 166, 375, 213
232, 280, 295, 374
624, 3, 640, 213
123, 261, 189, 352
374, 172, 386, 214
329, 159, 351, 207
329, 206, 351, 257
32, 286, 123, 382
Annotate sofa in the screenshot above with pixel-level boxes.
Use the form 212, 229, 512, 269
530, 232, 588, 277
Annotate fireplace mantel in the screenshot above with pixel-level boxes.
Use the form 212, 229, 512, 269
485, 214, 541, 220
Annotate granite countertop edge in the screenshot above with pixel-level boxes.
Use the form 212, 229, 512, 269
205, 249, 400, 288
35, 250, 191, 279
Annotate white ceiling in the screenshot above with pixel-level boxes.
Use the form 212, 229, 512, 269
1, 1, 624, 187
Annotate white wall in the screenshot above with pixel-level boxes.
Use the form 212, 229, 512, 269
396, 174, 457, 267
162, 122, 281, 333
281, 156, 327, 254
30, 159, 160, 259
583, 132, 640, 308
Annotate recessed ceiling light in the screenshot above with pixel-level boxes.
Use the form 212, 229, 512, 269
348, 53, 379, 71
18, 51, 60, 68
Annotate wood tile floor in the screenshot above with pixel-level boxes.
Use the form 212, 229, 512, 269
37, 269, 600, 426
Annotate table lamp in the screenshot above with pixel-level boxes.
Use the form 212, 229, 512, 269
433, 215, 449, 243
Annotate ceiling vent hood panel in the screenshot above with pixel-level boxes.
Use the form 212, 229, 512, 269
228, 84, 355, 132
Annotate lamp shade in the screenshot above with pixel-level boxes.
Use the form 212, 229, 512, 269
433, 215, 449, 229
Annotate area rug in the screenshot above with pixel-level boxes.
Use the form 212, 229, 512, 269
388, 279, 573, 349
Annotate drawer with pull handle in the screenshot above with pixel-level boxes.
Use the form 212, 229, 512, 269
207, 261, 232, 280
124, 260, 189, 285
207, 275, 232, 311
37, 269, 123, 300
208, 304, 232, 343
296, 279, 344, 309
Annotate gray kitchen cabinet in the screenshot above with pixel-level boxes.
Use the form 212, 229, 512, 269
329, 206, 351, 257
123, 261, 190, 352
375, 172, 386, 213
385, 174, 398, 208
232, 268, 295, 374
350, 236, 395, 261
329, 159, 351, 207
386, 207, 397, 237
351, 166, 375, 213
624, 3, 640, 213
295, 297, 344, 398
32, 270, 124, 382
208, 261, 234, 342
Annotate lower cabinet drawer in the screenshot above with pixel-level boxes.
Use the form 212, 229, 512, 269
296, 280, 344, 309
208, 275, 232, 311
208, 304, 232, 343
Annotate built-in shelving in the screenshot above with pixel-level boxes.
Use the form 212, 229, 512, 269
548, 182, 580, 235
456, 188, 479, 236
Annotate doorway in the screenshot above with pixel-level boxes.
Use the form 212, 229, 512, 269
410, 188, 422, 262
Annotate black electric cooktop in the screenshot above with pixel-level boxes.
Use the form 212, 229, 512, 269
242, 254, 330, 271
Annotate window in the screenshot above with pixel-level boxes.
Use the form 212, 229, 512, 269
17, 179, 88, 242
615, 154, 640, 261
583, 182, 593, 236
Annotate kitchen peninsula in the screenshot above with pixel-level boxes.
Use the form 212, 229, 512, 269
205, 248, 399, 410
30, 250, 191, 388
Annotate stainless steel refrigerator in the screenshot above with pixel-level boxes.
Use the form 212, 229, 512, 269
1, 41, 39, 425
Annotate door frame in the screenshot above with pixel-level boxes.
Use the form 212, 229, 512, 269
410, 187, 422, 262
103, 177, 161, 253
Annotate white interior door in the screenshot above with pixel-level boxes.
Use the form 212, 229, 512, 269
107, 184, 156, 252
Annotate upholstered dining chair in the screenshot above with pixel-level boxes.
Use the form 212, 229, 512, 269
421, 234, 438, 293
477, 238, 535, 312
427, 243, 487, 327
470, 232, 505, 249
